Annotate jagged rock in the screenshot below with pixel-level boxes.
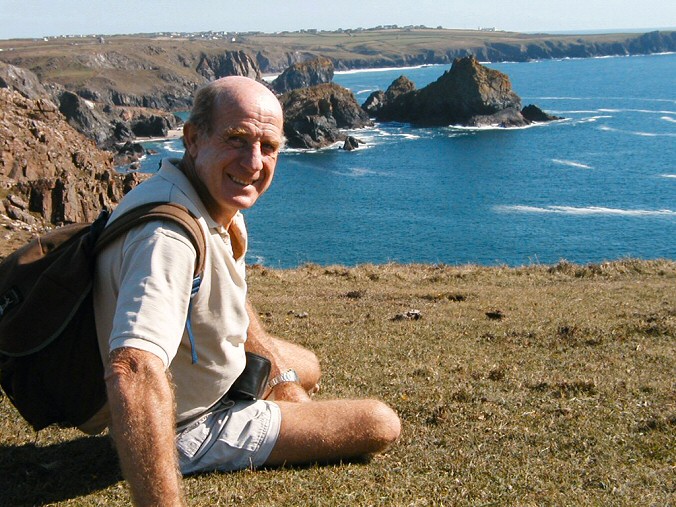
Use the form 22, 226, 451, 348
280, 83, 372, 149
0, 62, 47, 100
0, 88, 136, 225
6, 194, 28, 209
521, 104, 563, 123
57, 90, 113, 146
130, 114, 176, 137
197, 51, 261, 81
363, 75, 416, 116
342, 136, 362, 151
5, 204, 36, 225
272, 57, 335, 94
367, 56, 559, 127
114, 141, 146, 167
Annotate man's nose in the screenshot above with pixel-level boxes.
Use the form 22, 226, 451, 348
241, 143, 263, 172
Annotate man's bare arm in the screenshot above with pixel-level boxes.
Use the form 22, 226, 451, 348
245, 299, 320, 401
107, 347, 184, 506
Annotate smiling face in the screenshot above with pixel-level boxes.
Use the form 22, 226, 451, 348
182, 78, 284, 227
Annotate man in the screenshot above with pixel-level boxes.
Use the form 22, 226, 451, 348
90, 76, 400, 506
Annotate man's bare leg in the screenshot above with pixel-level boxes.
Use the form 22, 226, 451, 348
265, 397, 401, 465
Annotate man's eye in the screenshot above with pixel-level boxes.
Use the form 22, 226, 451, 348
227, 136, 247, 148
262, 143, 279, 155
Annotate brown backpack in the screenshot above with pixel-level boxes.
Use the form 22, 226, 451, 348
0, 202, 206, 431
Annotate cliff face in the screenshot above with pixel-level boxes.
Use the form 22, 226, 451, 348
272, 57, 335, 94
0, 88, 141, 227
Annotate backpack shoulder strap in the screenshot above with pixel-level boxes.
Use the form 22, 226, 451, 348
94, 202, 206, 277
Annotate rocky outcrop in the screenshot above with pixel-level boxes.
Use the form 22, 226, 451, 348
521, 104, 562, 123
0, 88, 142, 227
364, 56, 560, 127
362, 75, 416, 116
280, 83, 372, 149
197, 51, 261, 81
271, 57, 335, 94
0, 62, 48, 100
57, 90, 115, 146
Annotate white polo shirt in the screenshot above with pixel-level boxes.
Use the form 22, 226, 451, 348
87, 158, 249, 432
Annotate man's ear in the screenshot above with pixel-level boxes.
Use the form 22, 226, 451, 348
183, 122, 200, 158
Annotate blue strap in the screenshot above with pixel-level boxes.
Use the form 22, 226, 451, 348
186, 274, 202, 364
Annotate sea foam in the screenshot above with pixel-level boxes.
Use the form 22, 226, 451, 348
494, 205, 676, 217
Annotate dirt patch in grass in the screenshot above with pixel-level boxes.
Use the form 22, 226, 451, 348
1, 259, 674, 505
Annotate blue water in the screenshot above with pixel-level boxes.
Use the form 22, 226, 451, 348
139, 53, 676, 268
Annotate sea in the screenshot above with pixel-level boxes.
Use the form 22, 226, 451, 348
137, 53, 676, 268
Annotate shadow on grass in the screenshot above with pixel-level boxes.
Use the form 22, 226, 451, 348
0, 435, 122, 506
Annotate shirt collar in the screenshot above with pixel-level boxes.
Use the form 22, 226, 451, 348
159, 157, 234, 232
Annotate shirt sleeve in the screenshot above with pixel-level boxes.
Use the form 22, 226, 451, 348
108, 220, 197, 368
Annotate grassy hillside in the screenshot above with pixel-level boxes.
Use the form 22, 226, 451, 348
1, 259, 673, 505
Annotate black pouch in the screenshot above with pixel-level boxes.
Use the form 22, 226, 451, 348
228, 352, 271, 400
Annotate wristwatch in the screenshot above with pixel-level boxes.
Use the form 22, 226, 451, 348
267, 369, 300, 389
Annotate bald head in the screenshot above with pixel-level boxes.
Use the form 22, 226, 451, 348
187, 76, 283, 138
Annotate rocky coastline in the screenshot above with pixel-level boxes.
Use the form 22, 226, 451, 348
0, 28, 671, 237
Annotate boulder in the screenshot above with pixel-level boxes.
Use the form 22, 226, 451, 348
280, 83, 372, 149
365, 56, 560, 127
342, 136, 362, 151
271, 57, 335, 94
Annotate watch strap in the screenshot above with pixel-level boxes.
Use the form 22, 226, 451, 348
268, 369, 300, 389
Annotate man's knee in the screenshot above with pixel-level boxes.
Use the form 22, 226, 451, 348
362, 400, 401, 451
294, 346, 321, 391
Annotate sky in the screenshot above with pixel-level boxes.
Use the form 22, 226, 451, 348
1, 0, 675, 40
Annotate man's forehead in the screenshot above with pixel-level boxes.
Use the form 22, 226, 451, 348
214, 97, 283, 136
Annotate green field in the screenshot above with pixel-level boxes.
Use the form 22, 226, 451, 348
1, 260, 674, 505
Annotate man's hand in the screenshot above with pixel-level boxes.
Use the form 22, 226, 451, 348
107, 347, 184, 506
267, 380, 313, 402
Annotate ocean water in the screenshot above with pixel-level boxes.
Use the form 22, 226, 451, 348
138, 53, 676, 268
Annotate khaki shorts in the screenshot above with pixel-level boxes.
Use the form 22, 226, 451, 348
176, 398, 281, 475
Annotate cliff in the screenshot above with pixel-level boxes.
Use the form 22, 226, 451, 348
0, 88, 142, 228
0, 30, 672, 113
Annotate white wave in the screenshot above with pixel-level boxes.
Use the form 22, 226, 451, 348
354, 88, 374, 95
598, 126, 676, 138
661, 174, 676, 179
446, 121, 554, 132
557, 110, 603, 114
661, 116, 676, 123
552, 159, 592, 169
598, 108, 676, 115
345, 167, 380, 177
163, 144, 184, 154
335, 64, 444, 75
494, 205, 676, 217
574, 115, 613, 124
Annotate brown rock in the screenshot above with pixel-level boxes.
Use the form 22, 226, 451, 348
0, 88, 133, 225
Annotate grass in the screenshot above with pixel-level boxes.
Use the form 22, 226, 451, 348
1, 259, 674, 506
